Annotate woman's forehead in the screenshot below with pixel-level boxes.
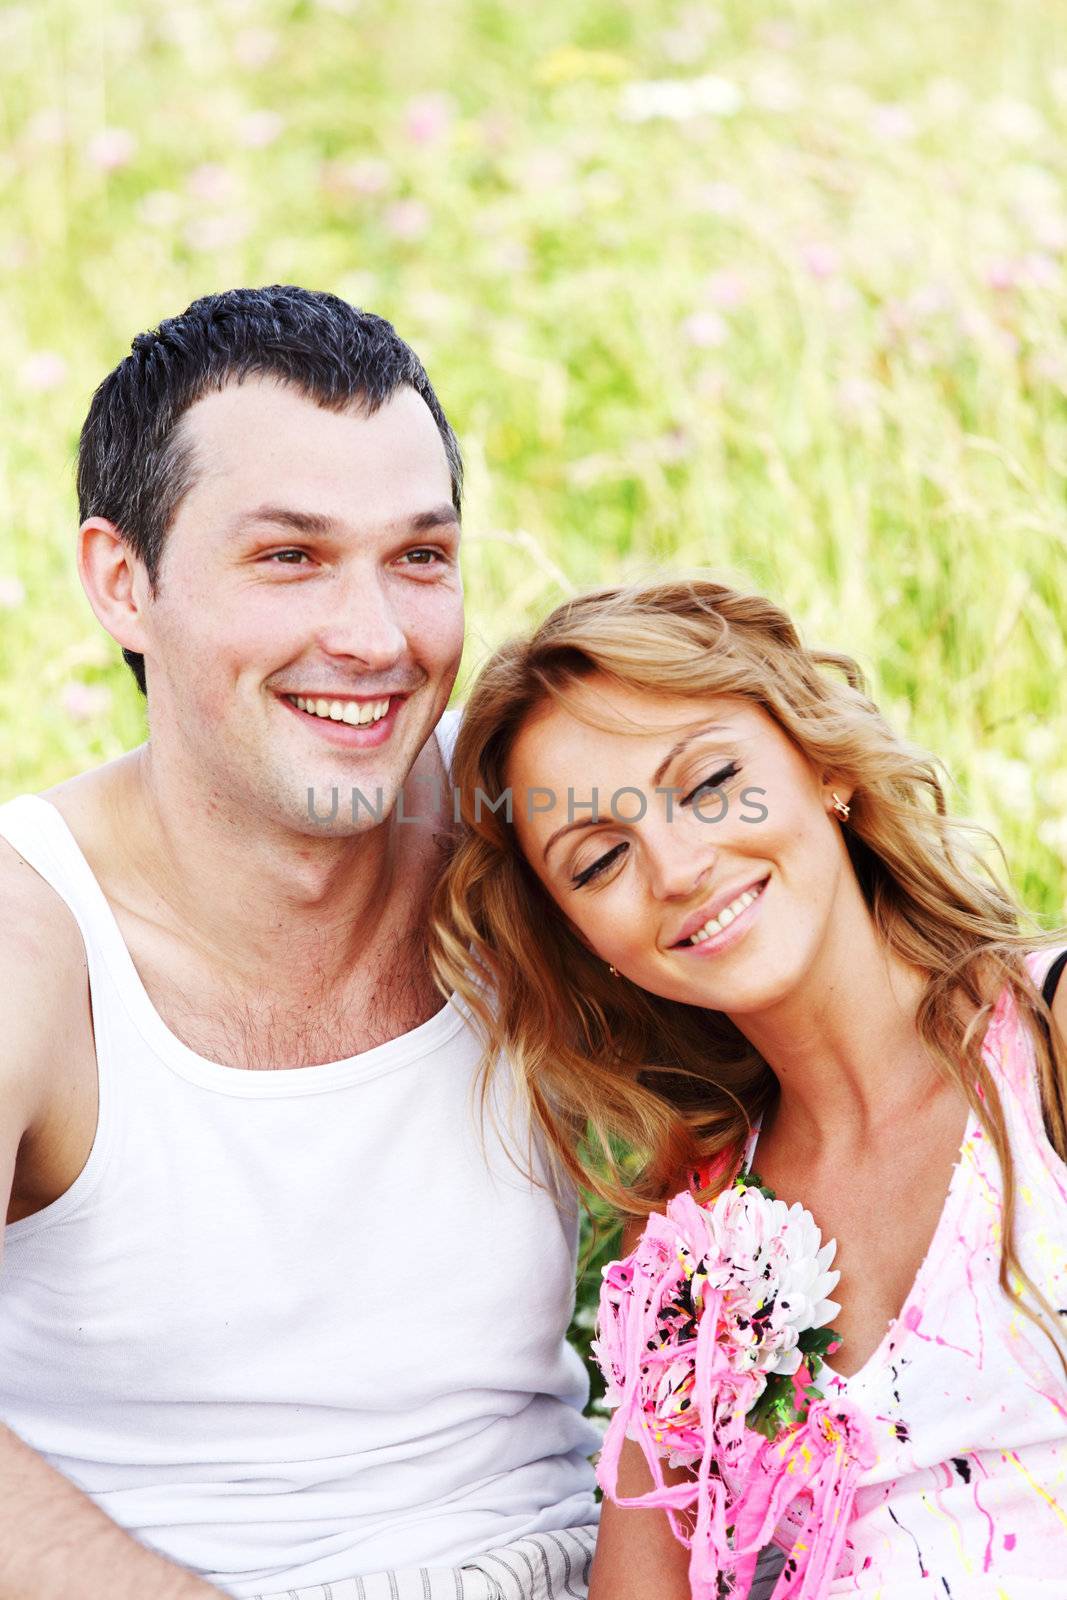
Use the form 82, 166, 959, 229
510, 683, 763, 758
504, 690, 779, 821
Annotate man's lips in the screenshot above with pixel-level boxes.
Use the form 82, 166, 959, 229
275, 690, 409, 746
277, 690, 408, 726
670, 874, 771, 948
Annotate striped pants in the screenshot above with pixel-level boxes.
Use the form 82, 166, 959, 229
252, 1527, 597, 1600
250, 1527, 785, 1600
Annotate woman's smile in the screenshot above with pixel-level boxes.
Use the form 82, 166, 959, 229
667, 874, 770, 958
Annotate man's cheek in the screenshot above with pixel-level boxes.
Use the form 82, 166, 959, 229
415, 590, 465, 659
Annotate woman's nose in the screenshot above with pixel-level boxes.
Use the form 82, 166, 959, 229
646, 825, 717, 902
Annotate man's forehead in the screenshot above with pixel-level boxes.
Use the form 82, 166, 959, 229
181, 376, 442, 459
176, 377, 454, 518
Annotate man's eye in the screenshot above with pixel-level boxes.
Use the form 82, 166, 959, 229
572, 842, 628, 889
680, 761, 741, 807
266, 549, 310, 564
402, 548, 444, 565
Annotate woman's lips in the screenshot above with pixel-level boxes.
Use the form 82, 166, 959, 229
671, 876, 769, 957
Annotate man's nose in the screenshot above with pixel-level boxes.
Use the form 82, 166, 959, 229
316, 570, 407, 670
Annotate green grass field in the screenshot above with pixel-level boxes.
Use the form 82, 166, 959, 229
3, 0, 1066, 1400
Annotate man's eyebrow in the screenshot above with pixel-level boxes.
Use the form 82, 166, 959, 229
232, 505, 334, 537
231, 503, 461, 537
409, 503, 461, 534
541, 723, 730, 866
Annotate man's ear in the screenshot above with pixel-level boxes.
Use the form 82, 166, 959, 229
77, 518, 153, 660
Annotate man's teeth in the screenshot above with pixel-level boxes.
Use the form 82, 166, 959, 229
290, 695, 391, 726
685, 884, 764, 945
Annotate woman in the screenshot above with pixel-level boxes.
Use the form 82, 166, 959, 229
430, 576, 1067, 1598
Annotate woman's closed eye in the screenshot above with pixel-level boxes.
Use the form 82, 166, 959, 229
571, 841, 628, 889
680, 760, 741, 808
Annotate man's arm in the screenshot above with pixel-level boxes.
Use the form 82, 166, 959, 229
0, 848, 222, 1600
0, 1424, 223, 1600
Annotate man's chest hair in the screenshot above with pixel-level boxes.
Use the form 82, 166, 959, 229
114, 820, 455, 1070
142, 924, 441, 1070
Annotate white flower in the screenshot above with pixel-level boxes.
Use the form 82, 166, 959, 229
595, 1181, 842, 1465
671, 1184, 839, 1379
620, 74, 744, 123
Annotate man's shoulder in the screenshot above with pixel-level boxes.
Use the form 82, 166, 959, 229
0, 756, 142, 1024
434, 704, 464, 775
0, 825, 89, 1086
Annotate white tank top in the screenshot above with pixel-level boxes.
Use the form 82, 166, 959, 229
0, 710, 599, 1596
746, 950, 1067, 1595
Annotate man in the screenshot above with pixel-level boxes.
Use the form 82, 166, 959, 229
0, 287, 599, 1600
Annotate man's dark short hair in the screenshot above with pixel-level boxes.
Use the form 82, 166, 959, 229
76, 285, 463, 694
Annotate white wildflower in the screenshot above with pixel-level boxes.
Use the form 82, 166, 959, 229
620, 74, 743, 123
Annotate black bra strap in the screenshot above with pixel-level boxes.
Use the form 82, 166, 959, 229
1042, 949, 1067, 1010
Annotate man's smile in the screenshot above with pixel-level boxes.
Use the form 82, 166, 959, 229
276, 690, 408, 746
284, 693, 394, 727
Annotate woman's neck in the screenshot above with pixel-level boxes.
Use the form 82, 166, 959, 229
730, 887, 940, 1153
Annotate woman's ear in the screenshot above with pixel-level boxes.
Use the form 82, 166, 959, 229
562, 917, 616, 972
566, 921, 599, 958
822, 776, 854, 819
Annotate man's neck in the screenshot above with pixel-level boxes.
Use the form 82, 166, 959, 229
52, 734, 449, 1002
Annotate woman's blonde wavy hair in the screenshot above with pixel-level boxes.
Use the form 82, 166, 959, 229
430, 576, 1066, 1341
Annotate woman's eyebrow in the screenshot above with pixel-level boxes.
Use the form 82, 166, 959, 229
542, 815, 604, 865
650, 722, 728, 787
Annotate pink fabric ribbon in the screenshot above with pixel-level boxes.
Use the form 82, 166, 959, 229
594, 1208, 875, 1599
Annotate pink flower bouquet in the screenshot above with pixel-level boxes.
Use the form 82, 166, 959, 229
593, 1172, 874, 1599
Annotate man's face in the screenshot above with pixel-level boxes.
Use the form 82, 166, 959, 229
138, 376, 464, 834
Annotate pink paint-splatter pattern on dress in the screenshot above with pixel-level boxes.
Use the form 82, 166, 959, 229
752, 951, 1067, 1595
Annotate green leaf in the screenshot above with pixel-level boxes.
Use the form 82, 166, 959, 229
735, 1169, 777, 1201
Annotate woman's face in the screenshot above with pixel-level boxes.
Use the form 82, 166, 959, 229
506, 677, 858, 1017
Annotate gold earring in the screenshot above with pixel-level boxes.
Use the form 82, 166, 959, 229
831, 792, 851, 822
608, 963, 619, 978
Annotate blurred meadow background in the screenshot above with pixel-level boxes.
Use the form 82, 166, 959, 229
2, 0, 1067, 1396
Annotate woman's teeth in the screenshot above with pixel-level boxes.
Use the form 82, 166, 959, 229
289, 695, 390, 726
683, 882, 765, 946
